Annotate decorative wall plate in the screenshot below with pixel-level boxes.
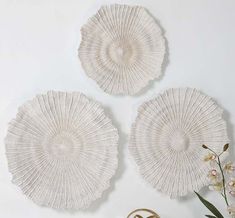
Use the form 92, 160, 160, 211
129, 88, 228, 197
78, 4, 165, 95
5, 91, 119, 209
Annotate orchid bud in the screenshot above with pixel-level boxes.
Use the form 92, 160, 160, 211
223, 143, 229, 152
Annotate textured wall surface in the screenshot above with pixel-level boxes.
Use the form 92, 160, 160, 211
0, 0, 235, 217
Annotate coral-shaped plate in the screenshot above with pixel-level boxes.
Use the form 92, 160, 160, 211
79, 4, 165, 95
5, 91, 119, 209
129, 88, 228, 197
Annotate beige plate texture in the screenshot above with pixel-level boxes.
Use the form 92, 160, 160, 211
129, 88, 229, 197
5, 91, 119, 209
79, 4, 166, 95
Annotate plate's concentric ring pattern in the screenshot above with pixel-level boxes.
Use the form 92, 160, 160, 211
5, 91, 119, 209
129, 88, 228, 197
79, 4, 166, 95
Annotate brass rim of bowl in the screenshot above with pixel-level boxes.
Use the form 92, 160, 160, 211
127, 208, 160, 218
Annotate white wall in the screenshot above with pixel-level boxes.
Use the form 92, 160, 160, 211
0, 0, 235, 217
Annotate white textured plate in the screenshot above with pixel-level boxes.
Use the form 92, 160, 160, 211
79, 4, 165, 95
129, 88, 229, 197
5, 91, 119, 209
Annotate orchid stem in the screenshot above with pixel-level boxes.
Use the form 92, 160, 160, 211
206, 146, 229, 207
207, 147, 217, 156
217, 155, 229, 206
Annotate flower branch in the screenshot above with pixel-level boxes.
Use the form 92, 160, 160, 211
195, 143, 235, 218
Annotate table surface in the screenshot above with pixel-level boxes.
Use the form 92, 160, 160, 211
0, 0, 235, 217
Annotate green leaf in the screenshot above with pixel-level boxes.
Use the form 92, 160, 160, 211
205, 215, 217, 218
194, 191, 224, 218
